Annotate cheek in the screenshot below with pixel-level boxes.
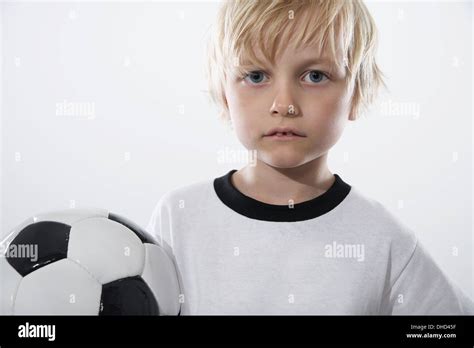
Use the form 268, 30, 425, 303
318, 116, 346, 149
232, 117, 254, 148
226, 86, 267, 148
227, 95, 257, 148
304, 91, 350, 147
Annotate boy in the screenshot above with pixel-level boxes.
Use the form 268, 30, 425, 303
146, 0, 474, 314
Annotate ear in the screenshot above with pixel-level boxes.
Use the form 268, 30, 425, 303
222, 86, 229, 110
346, 80, 357, 121
347, 100, 356, 121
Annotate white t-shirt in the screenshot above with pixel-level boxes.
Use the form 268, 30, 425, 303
146, 169, 474, 315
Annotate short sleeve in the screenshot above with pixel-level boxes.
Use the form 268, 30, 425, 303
380, 240, 474, 315
145, 195, 175, 258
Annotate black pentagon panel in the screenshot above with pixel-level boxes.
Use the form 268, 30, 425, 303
6, 221, 70, 277
99, 276, 159, 315
108, 212, 157, 245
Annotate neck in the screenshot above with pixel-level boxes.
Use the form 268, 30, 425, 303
232, 154, 334, 205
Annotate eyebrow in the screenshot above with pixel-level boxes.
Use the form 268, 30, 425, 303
295, 57, 335, 69
241, 56, 334, 67
238, 56, 338, 74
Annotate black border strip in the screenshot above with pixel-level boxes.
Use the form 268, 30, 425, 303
213, 169, 352, 222
1, 315, 473, 345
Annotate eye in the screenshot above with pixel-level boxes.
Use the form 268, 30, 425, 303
242, 69, 329, 85
242, 71, 267, 85
303, 70, 329, 84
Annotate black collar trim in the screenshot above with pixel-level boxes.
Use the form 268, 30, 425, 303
213, 169, 351, 222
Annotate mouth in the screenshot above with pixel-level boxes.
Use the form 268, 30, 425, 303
263, 127, 307, 140
263, 133, 305, 141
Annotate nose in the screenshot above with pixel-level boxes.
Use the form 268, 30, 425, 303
269, 87, 300, 117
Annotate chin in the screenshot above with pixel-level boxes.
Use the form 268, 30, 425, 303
260, 153, 307, 169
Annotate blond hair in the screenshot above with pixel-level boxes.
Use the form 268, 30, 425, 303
204, 0, 387, 123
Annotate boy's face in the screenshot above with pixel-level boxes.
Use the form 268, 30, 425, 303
224, 43, 354, 169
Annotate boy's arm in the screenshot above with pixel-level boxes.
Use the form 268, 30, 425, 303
379, 240, 474, 315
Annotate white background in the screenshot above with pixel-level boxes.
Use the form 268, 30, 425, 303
1, 0, 473, 300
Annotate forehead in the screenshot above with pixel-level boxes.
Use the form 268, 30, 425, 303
257, 43, 337, 64
237, 42, 346, 76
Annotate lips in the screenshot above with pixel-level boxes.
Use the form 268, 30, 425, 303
264, 127, 306, 137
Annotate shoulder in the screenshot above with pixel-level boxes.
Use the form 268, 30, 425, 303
155, 177, 214, 208
343, 185, 418, 252
145, 176, 214, 245
342, 185, 423, 292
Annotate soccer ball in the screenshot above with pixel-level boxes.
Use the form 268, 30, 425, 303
0, 208, 181, 315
